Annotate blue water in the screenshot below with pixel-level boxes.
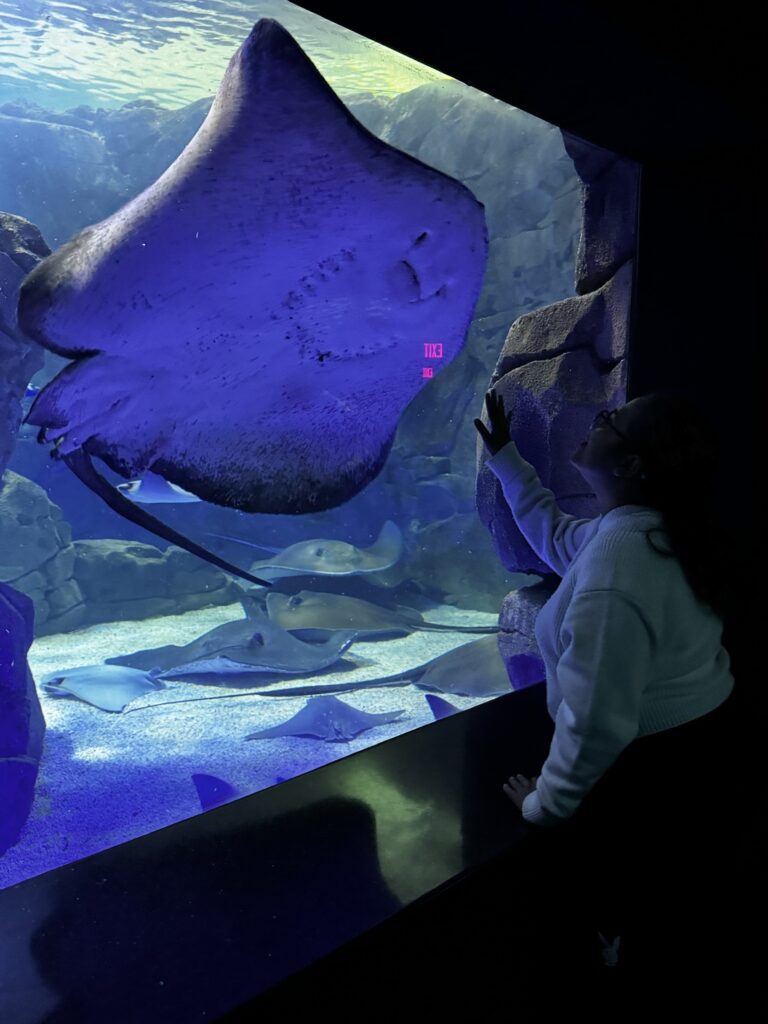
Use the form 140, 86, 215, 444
0, 2, 593, 890
0, 0, 452, 110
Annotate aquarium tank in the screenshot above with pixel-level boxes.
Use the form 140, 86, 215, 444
0, 0, 639, 890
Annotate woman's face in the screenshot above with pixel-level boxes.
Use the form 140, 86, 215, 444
570, 399, 648, 477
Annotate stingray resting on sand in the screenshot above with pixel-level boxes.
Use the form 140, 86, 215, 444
123, 633, 520, 715
17, 19, 487, 586
41, 664, 165, 712
106, 597, 359, 677
245, 695, 406, 742
266, 589, 500, 639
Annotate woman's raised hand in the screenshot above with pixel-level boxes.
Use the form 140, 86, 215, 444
474, 387, 512, 457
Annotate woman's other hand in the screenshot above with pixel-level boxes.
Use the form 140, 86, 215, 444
502, 773, 539, 812
474, 387, 512, 456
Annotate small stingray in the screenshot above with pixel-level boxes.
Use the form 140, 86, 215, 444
235, 521, 404, 583
245, 695, 405, 742
117, 471, 201, 504
266, 589, 499, 639
41, 664, 164, 712
107, 597, 358, 676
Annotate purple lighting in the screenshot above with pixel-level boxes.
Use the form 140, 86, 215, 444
18, 19, 488, 520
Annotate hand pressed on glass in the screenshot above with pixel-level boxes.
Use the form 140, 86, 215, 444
502, 773, 539, 812
474, 387, 512, 457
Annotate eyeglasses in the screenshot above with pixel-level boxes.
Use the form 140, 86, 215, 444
590, 409, 633, 445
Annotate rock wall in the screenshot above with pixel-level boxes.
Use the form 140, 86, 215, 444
0, 583, 44, 856
0, 214, 49, 856
72, 539, 240, 626
476, 138, 639, 675
0, 471, 240, 635
0, 213, 46, 482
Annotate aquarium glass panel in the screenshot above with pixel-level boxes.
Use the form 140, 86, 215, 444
0, 1, 639, 887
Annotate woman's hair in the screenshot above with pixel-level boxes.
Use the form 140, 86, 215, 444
622, 392, 734, 621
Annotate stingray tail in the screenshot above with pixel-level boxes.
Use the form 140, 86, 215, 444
413, 623, 500, 634
63, 449, 274, 588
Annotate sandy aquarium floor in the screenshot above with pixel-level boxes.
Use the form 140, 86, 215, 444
1, 601, 500, 890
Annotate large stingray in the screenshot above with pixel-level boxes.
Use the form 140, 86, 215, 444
106, 599, 359, 676
245, 695, 406, 742
214, 520, 403, 583
41, 664, 165, 712
266, 590, 500, 639
17, 18, 487, 585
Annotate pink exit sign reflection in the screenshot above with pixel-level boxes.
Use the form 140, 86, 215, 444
422, 340, 444, 378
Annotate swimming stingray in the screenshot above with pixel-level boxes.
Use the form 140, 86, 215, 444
41, 664, 165, 712
17, 18, 487, 586
266, 590, 500, 639
105, 598, 359, 676
218, 520, 404, 583
245, 695, 406, 743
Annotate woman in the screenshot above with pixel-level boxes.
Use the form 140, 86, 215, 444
473, 388, 746, 989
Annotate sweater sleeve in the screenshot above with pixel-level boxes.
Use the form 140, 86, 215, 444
485, 440, 598, 576
522, 587, 655, 827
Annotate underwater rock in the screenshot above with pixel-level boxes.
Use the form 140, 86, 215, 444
496, 581, 554, 689
489, 260, 632, 377
92, 97, 211, 193
403, 513, 534, 614
0, 211, 51, 274
562, 131, 640, 295
472, 119, 635, 582
0, 582, 45, 857
0, 213, 46, 479
0, 114, 128, 248
0, 470, 86, 634
72, 540, 240, 625
476, 280, 630, 575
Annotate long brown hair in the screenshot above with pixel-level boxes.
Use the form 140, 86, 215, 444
624, 393, 734, 621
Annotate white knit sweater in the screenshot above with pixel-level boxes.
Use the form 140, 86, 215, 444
485, 439, 735, 827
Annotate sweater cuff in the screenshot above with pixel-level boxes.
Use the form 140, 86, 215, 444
485, 439, 534, 481
522, 789, 568, 828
